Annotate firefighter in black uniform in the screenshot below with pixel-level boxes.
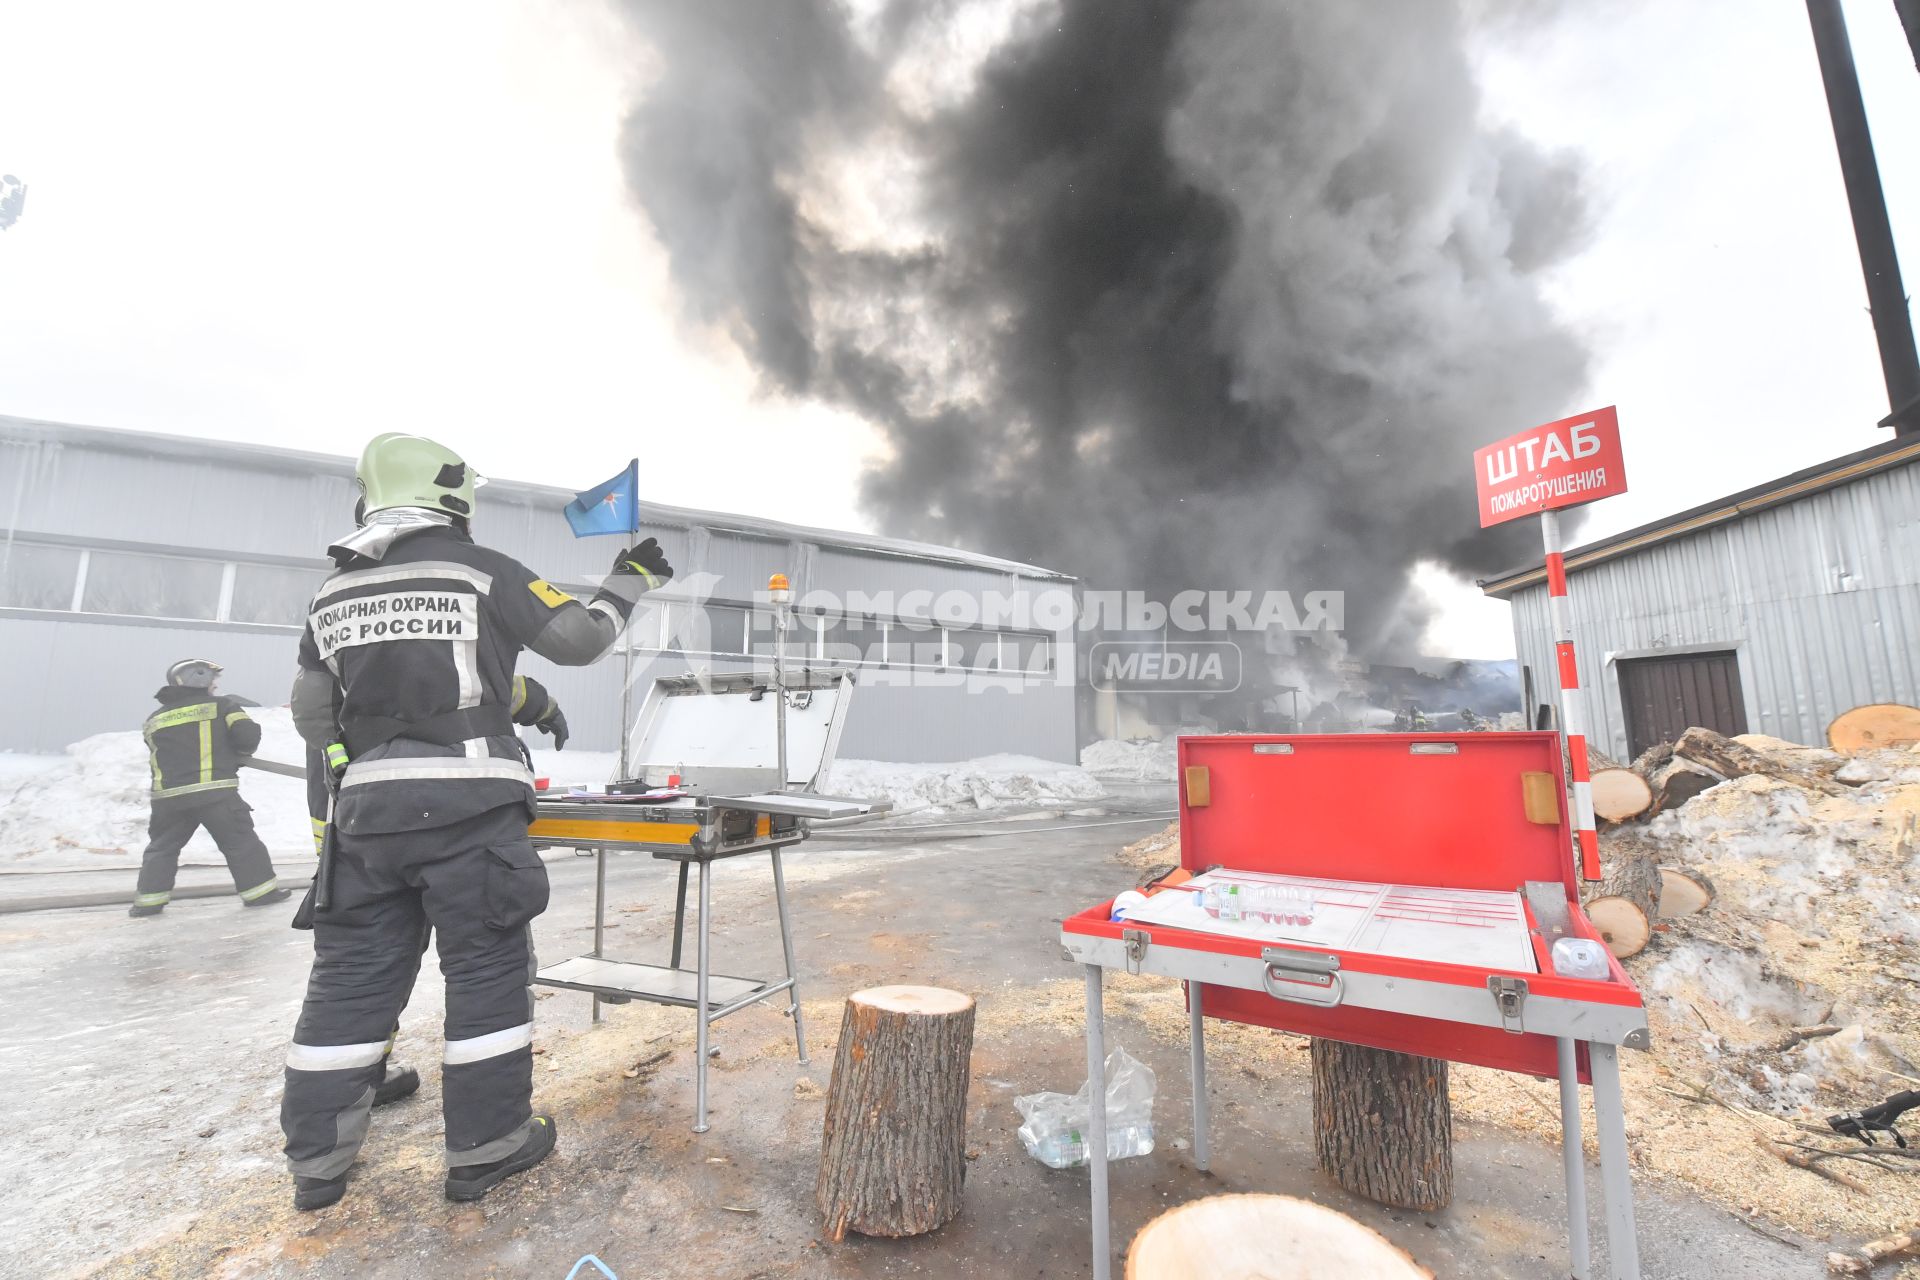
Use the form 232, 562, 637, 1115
130, 659, 293, 916
282, 433, 668, 1210
299, 674, 572, 1112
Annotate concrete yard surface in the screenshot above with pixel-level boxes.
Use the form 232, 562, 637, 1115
0, 818, 1816, 1279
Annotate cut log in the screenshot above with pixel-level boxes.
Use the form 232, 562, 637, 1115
1590, 767, 1654, 822
1827, 703, 1920, 754
1596, 844, 1660, 918
1310, 1039, 1451, 1211
1648, 758, 1718, 815
1584, 745, 1626, 772
1673, 726, 1847, 796
1826, 1221, 1920, 1274
1125, 1193, 1432, 1280
816, 985, 975, 1242
1657, 866, 1716, 918
1630, 740, 1675, 776
1584, 832, 1659, 956
1584, 896, 1652, 957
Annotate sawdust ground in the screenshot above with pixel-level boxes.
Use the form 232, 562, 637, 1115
1102, 774, 1920, 1244
1114, 820, 1181, 875
94, 1000, 702, 1280
1001, 967, 1917, 1243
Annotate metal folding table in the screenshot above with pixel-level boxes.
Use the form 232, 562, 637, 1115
1059, 732, 1649, 1280
529, 667, 883, 1132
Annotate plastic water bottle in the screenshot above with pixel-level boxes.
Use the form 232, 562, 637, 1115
1552, 937, 1610, 979
1106, 1122, 1155, 1160
1240, 885, 1320, 927
1035, 1129, 1090, 1168
1202, 883, 1246, 922
1033, 1124, 1155, 1168
1109, 890, 1148, 922
1204, 883, 1320, 927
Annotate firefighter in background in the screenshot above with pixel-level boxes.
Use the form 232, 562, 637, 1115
283, 433, 667, 1211
299, 675, 572, 1112
130, 659, 294, 917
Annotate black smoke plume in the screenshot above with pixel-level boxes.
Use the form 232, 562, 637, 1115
613, 0, 1589, 656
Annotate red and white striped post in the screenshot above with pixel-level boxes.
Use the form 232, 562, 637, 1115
1541, 508, 1601, 880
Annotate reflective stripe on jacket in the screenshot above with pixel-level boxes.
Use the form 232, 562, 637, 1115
144, 690, 260, 799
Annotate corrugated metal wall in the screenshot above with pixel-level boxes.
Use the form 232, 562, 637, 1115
1, 428, 1077, 763
1507, 458, 1920, 753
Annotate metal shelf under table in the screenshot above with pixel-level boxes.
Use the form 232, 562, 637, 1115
535, 956, 787, 1016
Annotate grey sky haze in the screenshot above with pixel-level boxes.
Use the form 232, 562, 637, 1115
1, 0, 1915, 656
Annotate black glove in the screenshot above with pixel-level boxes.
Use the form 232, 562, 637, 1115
536, 705, 570, 752
610, 537, 673, 591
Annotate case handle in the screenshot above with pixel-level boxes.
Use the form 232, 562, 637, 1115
1260, 947, 1344, 1008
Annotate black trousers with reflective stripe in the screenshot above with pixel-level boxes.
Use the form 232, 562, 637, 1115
281, 805, 549, 1178
136, 791, 276, 898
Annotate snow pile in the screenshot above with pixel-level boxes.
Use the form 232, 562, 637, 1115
1080, 738, 1178, 782
826, 754, 1106, 815
0, 754, 65, 786
0, 708, 315, 868
0, 709, 620, 870
1618, 739, 1920, 1115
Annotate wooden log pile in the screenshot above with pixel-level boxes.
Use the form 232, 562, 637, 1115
1568, 718, 1916, 957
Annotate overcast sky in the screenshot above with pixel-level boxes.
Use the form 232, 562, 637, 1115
2, 0, 1916, 657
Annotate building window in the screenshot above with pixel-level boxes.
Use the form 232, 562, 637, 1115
888, 613, 941, 668
749, 610, 821, 662
945, 626, 1001, 670
0, 541, 83, 610
677, 603, 748, 656
1004, 632, 1054, 676
821, 616, 887, 666
229, 563, 332, 626
82, 549, 225, 621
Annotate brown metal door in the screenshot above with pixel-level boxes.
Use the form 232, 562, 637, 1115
1617, 650, 1748, 757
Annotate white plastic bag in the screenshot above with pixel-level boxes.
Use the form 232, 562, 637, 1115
1014, 1046, 1156, 1169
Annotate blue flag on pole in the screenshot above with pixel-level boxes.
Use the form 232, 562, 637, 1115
564, 460, 640, 537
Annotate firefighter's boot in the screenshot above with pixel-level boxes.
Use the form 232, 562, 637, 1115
374, 1062, 421, 1107
294, 1173, 347, 1211
444, 1114, 556, 1202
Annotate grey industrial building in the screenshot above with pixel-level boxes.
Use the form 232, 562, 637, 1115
0, 417, 1079, 762
1482, 434, 1919, 757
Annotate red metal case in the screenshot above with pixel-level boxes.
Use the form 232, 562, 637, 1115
1062, 732, 1646, 1080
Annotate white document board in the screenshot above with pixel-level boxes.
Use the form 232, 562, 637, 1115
1119, 868, 1539, 974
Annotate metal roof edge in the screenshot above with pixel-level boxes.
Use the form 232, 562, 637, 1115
0, 415, 1077, 582
1478, 434, 1920, 599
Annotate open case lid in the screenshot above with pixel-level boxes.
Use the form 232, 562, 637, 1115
625, 668, 856, 795
1177, 731, 1577, 892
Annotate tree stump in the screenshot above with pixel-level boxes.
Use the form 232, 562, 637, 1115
816, 985, 975, 1242
1310, 1039, 1452, 1211
1125, 1193, 1431, 1279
